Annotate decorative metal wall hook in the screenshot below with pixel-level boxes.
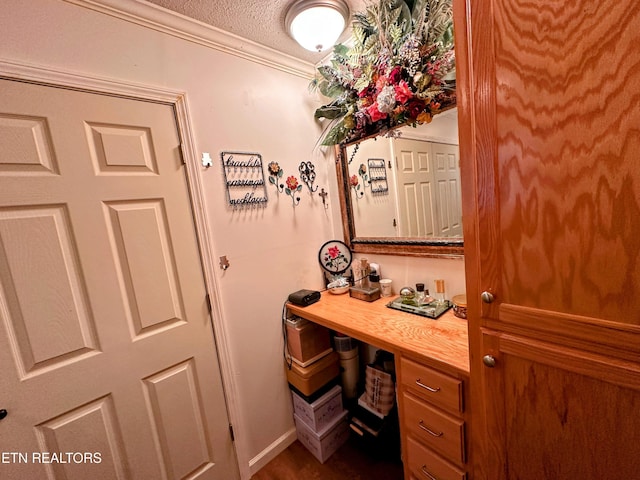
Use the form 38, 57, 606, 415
319, 188, 329, 209
298, 161, 318, 193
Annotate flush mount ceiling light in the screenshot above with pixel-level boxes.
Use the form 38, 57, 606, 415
285, 0, 350, 52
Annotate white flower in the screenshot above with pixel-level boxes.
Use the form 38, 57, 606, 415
377, 85, 397, 113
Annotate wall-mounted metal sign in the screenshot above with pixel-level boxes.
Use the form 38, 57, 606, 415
220, 151, 268, 207
367, 158, 389, 195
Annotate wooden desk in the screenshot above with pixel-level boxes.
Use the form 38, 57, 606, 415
287, 291, 472, 480
286, 291, 469, 376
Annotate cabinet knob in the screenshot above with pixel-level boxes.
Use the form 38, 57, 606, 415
0, 409, 7, 420
483, 355, 496, 368
481, 291, 495, 304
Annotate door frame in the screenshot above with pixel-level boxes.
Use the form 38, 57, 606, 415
0, 58, 242, 478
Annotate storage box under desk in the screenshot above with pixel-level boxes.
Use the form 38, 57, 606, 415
294, 410, 349, 464
286, 320, 332, 366
291, 384, 344, 432
285, 351, 340, 397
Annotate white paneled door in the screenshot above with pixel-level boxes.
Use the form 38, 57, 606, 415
393, 138, 462, 238
0, 79, 238, 480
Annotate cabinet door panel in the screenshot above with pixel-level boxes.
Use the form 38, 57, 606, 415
484, 332, 640, 480
492, 0, 640, 323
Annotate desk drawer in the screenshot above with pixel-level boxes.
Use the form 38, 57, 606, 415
406, 436, 466, 480
403, 393, 465, 464
400, 357, 463, 414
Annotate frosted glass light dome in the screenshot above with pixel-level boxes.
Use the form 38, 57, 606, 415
285, 0, 349, 52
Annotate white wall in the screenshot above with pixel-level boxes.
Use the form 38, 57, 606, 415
1, 0, 467, 477
346, 139, 399, 237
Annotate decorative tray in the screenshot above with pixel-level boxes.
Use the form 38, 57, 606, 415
386, 297, 452, 319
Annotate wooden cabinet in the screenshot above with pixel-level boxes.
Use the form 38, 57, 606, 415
455, 0, 640, 478
399, 357, 468, 480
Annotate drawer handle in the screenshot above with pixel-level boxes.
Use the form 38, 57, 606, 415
420, 465, 438, 480
419, 420, 444, 437
416, 379, 440, 393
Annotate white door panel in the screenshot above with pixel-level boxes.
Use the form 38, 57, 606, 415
0, 79, 237, 480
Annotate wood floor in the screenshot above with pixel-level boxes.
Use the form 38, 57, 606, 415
251, 436, 404, 480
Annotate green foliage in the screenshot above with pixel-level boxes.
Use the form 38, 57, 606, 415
310, 0, 456, 145
314, 105, 346, 120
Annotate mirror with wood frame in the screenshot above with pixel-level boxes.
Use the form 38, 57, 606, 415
334, 108, 463, 258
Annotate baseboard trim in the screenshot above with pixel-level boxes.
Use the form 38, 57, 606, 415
248, 427, 298, 477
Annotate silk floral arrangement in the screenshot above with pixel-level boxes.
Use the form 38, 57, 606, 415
312, 0, 456, 146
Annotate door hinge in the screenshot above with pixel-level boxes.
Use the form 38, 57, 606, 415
229, 424, 235, 442
178, 144, 186, 165
205, 293, 212, 312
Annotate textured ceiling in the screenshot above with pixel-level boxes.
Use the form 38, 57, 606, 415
145, 0, 367, 64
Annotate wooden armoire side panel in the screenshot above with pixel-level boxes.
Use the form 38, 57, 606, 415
503, 353, 640, 480
492, 0, 640, 322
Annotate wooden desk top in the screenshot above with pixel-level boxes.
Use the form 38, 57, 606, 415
287, 292, 469, 376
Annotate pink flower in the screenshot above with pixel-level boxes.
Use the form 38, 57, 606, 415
286, 176, 299, 190
349, 175, 359, 187
375, 75, 388, 92
367, 103, 387, 122
394, 80, 413, 104
328, 246, 341, 259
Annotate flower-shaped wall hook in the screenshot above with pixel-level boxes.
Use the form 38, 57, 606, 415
350, 174, 363, 199
285, 175, 302, 206
267, 161, 284, 193
358, 163, 370, 188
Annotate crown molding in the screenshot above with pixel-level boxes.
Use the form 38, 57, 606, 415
64, 0, 317, 79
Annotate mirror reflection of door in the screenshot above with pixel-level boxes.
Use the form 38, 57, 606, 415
393, 139, 462, 237
343, 108, 461, 241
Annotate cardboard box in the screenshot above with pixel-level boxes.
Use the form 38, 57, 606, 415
285, 351, 340, 397
294, 410, 349, 463
286, 321, 332, 366
291, 384, 343, 432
